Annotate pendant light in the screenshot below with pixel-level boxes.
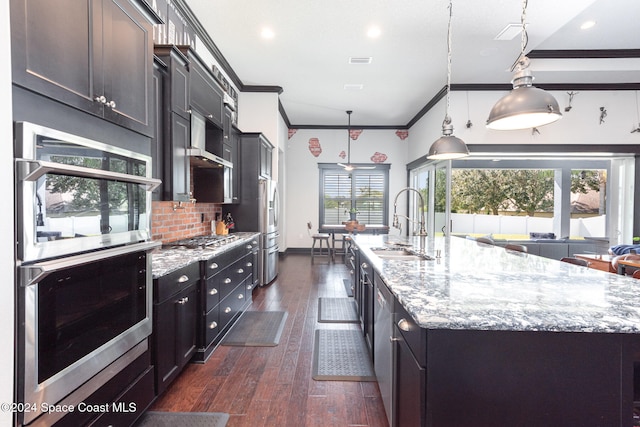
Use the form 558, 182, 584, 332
486, 0, 562, 130
337, 110, 375, 170
427, 0, 469, 160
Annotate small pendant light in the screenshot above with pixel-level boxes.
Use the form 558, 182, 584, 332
427, 0, 469, 160
486, 0, 562, 130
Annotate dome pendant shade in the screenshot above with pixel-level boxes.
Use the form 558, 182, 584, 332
427, 135, 469, 160
487, 69, 562, 130
427, 121, 469, 160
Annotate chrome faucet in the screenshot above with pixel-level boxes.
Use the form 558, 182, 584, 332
392, 187, 427, 252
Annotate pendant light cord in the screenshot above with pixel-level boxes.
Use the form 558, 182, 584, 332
510, 0, 530, 72
444, 0, 453, 125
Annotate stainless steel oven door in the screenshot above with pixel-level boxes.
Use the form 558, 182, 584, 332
17, 241, 158, 426
15, 122, 160, 262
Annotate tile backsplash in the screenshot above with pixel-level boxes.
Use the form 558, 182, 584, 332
151, 201, 221, 243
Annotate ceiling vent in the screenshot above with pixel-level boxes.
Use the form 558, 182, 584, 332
494, 23, 523, 41
349, 57, 373, 65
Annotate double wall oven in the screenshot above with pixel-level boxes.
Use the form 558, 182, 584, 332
15, 122, 160, 426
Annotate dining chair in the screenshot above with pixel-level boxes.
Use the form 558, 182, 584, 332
505, 243, 528, 253
560, 257, 589, 267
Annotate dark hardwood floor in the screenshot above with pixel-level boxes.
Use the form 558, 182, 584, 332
149, 253, 389, 427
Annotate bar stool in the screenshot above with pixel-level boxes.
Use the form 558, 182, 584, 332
307, 222, 332, 263
332, 233, 350, 263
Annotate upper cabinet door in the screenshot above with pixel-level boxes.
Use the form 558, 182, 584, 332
11, 0, 102, 116
11, 0, 154, 137
101, 0, 154, 135
189, 57, 223, 127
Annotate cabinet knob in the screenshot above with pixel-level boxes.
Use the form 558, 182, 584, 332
178, 275, 189, 283
237, 294, 244, 299
209, 321, 218, 329
177, 296, 189, 304
94, 95, 107, 104
224, 278, 232, 284
224, 307, 232, 313
209, 288, 218, 295
209, 262, 219, 270
397, 318, 412, 332
246, 262, 252, 267
349, 270, 354, 275
252, 240, 258, 245
361, 262, 369, 269
107, 100, 116, 108
246, 284, 252, 290
207, 114, 213, 119
237, 268, 244, 274
246, 244, 252, 249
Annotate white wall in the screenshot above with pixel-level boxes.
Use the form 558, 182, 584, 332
1, 0, 14, 423
237, 91, 281, 152
284, 127, 408, 249
409, 90, 640, 163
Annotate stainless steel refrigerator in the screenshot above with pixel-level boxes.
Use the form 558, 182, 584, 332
226, 177, 279, 286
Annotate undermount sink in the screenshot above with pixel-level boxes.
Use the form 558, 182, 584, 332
370, 248, 433, 261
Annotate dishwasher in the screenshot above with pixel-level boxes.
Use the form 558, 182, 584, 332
373, 272, 394, 427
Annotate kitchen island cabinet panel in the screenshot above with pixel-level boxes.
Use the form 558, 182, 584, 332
11, 0, 157, 136
353, 234, 640, 427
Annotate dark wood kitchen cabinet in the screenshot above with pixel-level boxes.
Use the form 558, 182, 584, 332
152, 261, 199, 395
194, 241, 256, 363
154, 45, 191, 202
223, 106, 240, 203
10, 0, 159, 136
189, 53, 224, 127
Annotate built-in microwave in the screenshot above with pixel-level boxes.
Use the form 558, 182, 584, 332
15, 122, 161, 263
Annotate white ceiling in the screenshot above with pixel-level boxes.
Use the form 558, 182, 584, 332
183, 0, 640, 127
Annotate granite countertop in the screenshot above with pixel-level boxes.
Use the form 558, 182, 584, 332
354, 234, 640, 334
150, 232, 260, 278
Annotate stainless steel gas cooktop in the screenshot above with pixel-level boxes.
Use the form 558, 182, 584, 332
164, 234, 239, 249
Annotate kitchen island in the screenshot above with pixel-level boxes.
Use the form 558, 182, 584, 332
353, 234, 640, 427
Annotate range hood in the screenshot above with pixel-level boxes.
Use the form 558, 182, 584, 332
189, 111, 233, 169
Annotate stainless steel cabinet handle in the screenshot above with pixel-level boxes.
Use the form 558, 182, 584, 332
361, 262, 369, 269
252, 240, 258, 245
238, 294, 244, 299
246, 262, 252, 267
349, 269, 354, 275
246, 244, 252, 249
94, 95, 107, 104
237, 268, 244, 274
177, 297, 189, 305
224, 307, 232, 313
390, 336, 401, 342
246, 284, 252, 290
209, 262, 219, 270
209, 321, 218, 329
224, 278, 232, 284
397, 318, 412, 332
178, 275, 189, 283
209, 288, 218, 295
207, 114, 213, 119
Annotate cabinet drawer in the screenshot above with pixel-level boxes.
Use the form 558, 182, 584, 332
204, 249, 236, 279
204, 306, 221, 345
218, 286, 246, 331
204, 274, 221, 312
230, 255, 252, 284
154, 262, 199, 303
394, 299, 427, 367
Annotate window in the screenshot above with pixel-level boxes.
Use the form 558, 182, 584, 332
318, 164, 389, 226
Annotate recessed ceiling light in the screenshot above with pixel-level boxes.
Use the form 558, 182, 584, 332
348, 57, 373, 65
367, 26, 381, 38
580, 20, 596, 30
260, 27, 275, 39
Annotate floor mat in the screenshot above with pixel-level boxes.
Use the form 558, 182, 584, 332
343, 278, 354, 297
318, 297, 358, 323
136, 411, 229, 427
221, 311, 288, 346
312, 329, 376, 381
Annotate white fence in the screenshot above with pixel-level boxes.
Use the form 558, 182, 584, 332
451, 213, 606, 238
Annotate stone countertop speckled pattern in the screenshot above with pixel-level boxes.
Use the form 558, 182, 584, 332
354, 234, 640, 334
151, 232, 260, 279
